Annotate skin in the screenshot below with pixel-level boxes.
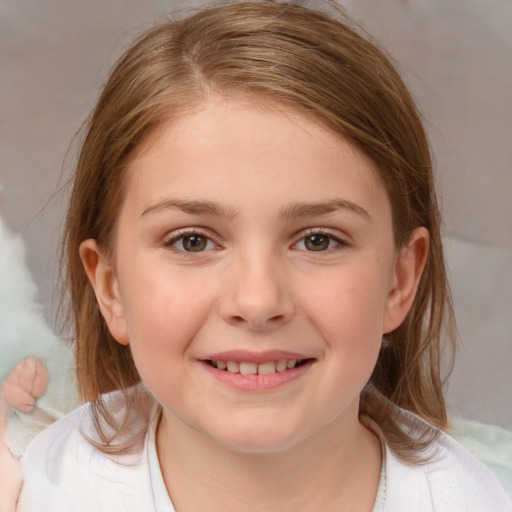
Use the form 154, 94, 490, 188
0, 358, 49, 512
81, 98, 428, 511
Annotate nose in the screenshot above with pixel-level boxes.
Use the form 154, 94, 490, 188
218, 250, 295, 331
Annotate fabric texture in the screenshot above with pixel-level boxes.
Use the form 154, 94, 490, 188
17, 392, 512, 511
448, 417, 512, 498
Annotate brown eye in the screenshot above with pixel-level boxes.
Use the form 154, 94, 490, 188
165, 231, 217, 253
304, 234, 331, 251
182, 235, 208, 252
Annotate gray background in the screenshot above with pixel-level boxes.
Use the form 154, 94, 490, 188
1, 0, 511, 429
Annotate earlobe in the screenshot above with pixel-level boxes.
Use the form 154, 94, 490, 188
382, 227, 429, 334
79, 239, 129, 345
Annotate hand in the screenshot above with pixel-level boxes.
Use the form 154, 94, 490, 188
0, 358, 49, 511
1, 358, 49, 414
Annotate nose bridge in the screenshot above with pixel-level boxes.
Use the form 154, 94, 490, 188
219, 242, 294, 330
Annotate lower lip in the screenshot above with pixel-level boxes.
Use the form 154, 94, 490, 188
200, 360, 315, 391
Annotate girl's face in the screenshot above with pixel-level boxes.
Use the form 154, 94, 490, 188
82, 98, 426, 453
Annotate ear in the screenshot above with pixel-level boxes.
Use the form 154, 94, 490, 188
79, 239, 129, 345
382, 227, 429, 334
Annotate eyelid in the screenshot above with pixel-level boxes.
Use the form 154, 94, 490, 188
162, 227, 220, 252
292, 227, 350, 251
160, 226, 349, 253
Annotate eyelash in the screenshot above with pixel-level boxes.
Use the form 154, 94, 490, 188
294, 228, 349, 252
161, 227, 349, 254
162, 228, 218, 253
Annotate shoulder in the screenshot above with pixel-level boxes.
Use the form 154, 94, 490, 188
384, 408, 512, 512
17, 392, 156, 512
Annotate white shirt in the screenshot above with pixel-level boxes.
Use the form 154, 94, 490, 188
17, 396, 512, 511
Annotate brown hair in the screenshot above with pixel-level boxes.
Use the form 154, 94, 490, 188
62, 1, 456, 460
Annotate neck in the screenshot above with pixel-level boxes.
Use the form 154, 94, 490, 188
156, 407, 382, 512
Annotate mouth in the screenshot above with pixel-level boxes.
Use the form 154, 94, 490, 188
199, 351, 316, 391
204, 358, 311, 376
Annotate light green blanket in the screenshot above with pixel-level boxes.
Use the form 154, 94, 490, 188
448, 418, 512, 498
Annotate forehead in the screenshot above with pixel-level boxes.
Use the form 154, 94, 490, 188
122, 97, 389, 221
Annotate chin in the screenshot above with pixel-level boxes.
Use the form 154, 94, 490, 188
207, 421, 308, 455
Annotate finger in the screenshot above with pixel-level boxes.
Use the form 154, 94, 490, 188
6, 358, 48, 398
31, 360, 50, 398
20, 358, 39, 389
6, 358, 34, 387
1, 381, 36, 413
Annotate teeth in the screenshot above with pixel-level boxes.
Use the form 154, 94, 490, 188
226, 361, 240, 373
239, 362, 258, 375
258, 361, 276, 375
212, 359, 302, 375
276, 359, 288, 372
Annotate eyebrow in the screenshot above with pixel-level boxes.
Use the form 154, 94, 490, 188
141, 198, 238, 219
141, 197, 370, 221
279, 199, 371, 221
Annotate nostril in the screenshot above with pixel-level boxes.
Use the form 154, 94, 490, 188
229, 313, 284, 330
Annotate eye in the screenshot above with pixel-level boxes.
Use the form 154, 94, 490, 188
165, 232, 217, 253
294, 231, 346, 252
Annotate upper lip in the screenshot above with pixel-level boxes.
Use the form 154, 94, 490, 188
201, 350, 313, 364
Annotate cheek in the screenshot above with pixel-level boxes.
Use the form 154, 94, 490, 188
118, 266, 216, 374
300, 262, 391, 344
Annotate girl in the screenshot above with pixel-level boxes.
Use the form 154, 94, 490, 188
16, 1, 511, 510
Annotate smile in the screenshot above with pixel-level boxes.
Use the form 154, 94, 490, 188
200, 352, 315, 391
206, 359, 306, 375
